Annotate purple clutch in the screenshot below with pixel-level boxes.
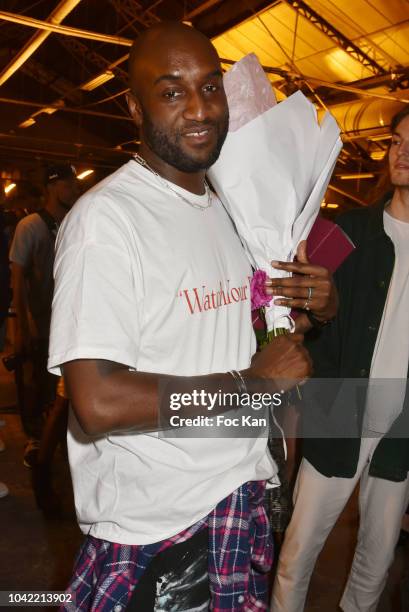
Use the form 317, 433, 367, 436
307, 215, 355, 272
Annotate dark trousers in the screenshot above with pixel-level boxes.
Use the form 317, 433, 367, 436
18, 338, 57, 439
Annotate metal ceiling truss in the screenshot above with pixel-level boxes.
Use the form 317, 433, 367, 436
1, 95, 133, 121
389, 72, 409, 92
110, 7, 143, 36
58, 37, 129, 86
357, 38, 396, 73
109, 0, 161, 29
0, 132, 132, 159
20, 57, 83, 105
53, 38, 130, 120
284, 0, 387, 76
185, 0, 224, 20
220, 57, 409, 103
0, 0, 82, 87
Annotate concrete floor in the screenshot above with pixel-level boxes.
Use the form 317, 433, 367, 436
0, 343, 408, 612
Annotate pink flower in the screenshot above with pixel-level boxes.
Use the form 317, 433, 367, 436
250, 269, 272, 311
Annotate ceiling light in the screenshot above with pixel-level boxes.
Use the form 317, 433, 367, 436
38, 100, 64, 115
41, 106, 58, 115
4, 182, 16, 194
327, 203, 339, 209
19, 117, 36, 128
370, 150, 386, 161
81, 71, 115, 91
30, 100, 64, 119
320, 202, 327, 208
77, 169, 94, 180
370, 134, 391, 142
338, 173, 375, 180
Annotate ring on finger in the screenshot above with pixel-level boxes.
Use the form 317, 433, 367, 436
307, 286, 313, 301
303, 299, 310, 310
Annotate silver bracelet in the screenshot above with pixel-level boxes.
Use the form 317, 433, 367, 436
229, 370, 247, 394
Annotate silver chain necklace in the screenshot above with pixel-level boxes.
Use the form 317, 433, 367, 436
133, 153, 212, 212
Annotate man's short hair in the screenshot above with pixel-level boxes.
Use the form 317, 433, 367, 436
45, 163, 77, 186
390, 105, 409, 133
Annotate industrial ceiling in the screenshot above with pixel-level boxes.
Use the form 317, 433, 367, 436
1, 0, 408, 211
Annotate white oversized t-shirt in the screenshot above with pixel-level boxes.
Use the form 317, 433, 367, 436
48, 160, 276, 544
364, 210, 409, 434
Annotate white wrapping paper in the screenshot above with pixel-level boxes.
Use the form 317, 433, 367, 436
208, 54, 342, 332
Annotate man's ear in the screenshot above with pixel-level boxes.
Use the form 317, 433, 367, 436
126, 92, 143, 127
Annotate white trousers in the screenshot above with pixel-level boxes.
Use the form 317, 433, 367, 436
271, 437, 409, 612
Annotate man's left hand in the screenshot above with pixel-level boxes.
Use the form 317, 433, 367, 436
265, 240, 338, 324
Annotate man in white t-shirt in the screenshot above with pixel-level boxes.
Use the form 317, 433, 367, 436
48, 22, 336, 611
272, 106, 409, 612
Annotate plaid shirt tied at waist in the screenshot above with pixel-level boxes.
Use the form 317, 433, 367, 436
62, 480, 273, 612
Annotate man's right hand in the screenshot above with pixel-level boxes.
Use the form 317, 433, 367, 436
247, 334, 312, 392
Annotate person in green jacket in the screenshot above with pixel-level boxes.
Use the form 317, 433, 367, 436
272, 105, 409, 612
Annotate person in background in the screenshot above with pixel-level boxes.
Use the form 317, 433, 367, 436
9, 164, 79, 482
30, 375, 70, 517
0, 208, 12, 498
0, 208, 12, 352
272, 105, 409, 612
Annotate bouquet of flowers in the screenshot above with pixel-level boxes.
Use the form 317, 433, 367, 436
208, 54, 342, 335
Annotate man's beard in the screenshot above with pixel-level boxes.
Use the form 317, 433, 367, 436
141, 108, 229, 173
